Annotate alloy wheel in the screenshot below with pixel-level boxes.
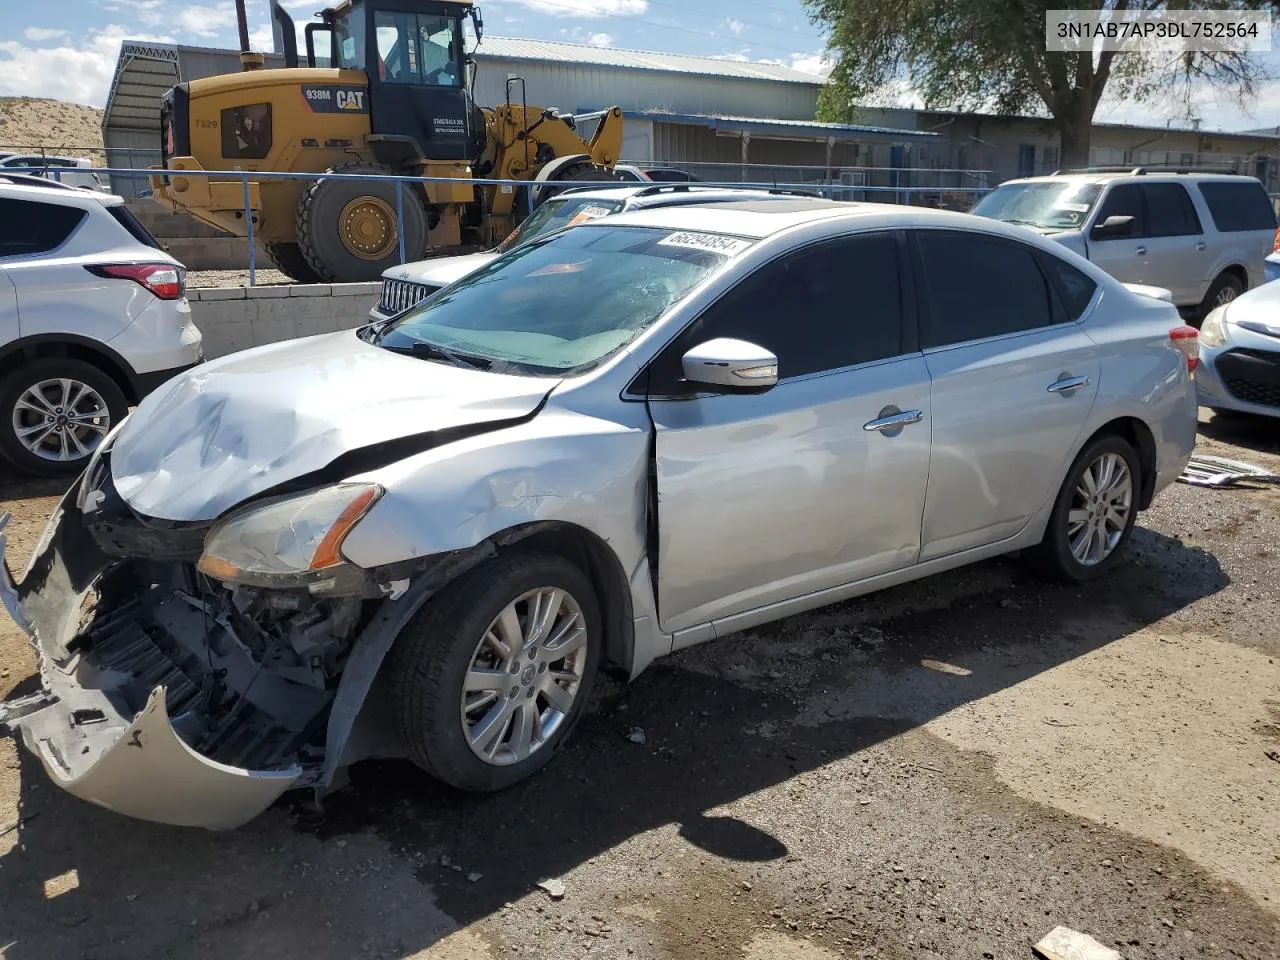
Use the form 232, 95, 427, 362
11, 377, 111, 462
460, 587, 589, 766
1067, 452, 1133, 566
1214, 285, 1239, 306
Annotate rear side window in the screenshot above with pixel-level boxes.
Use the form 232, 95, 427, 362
917, 231, 1056, 347
1197, 181, 1277, 232
107, 205, 163, 250
0, 198, 87, 257
1038, 254, 1098, 320
1144, 183, 1201, 237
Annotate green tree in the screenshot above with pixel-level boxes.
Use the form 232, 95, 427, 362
806, 0, 1278, 168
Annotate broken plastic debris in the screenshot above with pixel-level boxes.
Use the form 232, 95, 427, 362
1033, 925, 1123, 960
625, 727, 646, 745
537, 877, 566, 900
1178, 454, 1278, 488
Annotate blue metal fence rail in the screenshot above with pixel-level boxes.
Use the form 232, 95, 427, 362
14, 165, 995, 285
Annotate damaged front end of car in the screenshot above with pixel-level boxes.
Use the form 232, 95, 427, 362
0, 441, 485, 830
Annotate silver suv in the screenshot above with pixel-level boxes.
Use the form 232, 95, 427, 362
372, 184, 828, 321
972, 168, 1278, 316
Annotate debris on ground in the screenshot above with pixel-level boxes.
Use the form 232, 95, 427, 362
1033, 925, 1124, 960
1178, 454, 1279, 488
467, 872, 483, 883
626, 727, 646, 745
537, 878, 566, 901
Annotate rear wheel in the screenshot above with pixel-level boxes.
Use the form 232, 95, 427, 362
1031, 434, 1141, 582
387, 550, 601, 792
296, 162, 429, 283
264, 241, 323, 283
0, 357, 128, 477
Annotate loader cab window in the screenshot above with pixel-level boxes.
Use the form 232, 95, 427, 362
335, 1, 366, 70
373, 11, 462, 86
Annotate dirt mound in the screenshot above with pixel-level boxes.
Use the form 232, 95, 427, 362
0, 97, 105, 162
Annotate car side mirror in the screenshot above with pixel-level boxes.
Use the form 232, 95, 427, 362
681, 338, 778, 393
1091, 215, 1135, 240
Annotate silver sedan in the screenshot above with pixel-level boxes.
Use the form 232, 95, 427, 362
0, 201, 1198, 829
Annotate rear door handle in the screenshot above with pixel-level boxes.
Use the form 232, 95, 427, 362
1195, 241, 1207, 251
1047, 375, 1091, 394
1134, 246, 1148, 256
863, 409, 924, 432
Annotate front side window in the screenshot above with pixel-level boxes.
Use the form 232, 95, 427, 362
376, 225, 748, 375
646, 233, 906, 392
1093, 184, 1147, 238
373, 11, 461, 86
917, 231, 1057, 348
496, 196, 625, 252
0, 199, 86, 258
971, 181, 1102, 231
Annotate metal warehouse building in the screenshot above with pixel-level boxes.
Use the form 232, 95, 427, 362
101, 35, 934, 197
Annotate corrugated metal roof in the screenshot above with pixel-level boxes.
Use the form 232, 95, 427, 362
475, 36, 825, 86
631, 111, 935, 142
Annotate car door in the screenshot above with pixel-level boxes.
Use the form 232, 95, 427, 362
913, 229, 1100, 561
1085, 183, 1149, 284
644, 231, 932, 635
1140, 182, 1207, 303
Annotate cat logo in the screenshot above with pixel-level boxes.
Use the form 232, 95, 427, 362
336, 90, 365, 111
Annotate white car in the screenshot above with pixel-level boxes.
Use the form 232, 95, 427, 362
0, 154, 108, 192
0, 175, 204, 476
972, 170, 1277, 316
0, 201, 1197, 829
1197, 279, 1280, 417
372, 184, 822, 321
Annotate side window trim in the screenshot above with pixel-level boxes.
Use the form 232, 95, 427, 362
908, 228, 1076, 353
629, 229, 915, 399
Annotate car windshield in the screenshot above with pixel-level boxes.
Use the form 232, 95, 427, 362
496, 195, 626, 253
375, 225, 753, 375
971, 181, 1103, 231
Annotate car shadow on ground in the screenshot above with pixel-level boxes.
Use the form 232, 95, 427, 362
1197, 409, 1280, 456
0, 527, 1229, 959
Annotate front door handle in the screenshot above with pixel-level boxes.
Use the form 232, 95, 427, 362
1047, 375, 1091, 394
863, 409, 925, 432
1134, 246, 1148, 256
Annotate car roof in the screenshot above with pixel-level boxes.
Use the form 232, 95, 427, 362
587, 199, 1065, 242
1000, 171, 1261, 188
0, 176, 119, 205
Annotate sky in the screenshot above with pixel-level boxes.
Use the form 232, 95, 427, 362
1, 0, 1278, 133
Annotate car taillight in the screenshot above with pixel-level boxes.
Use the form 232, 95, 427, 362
1272, 227, 1280, 254
86, 263, 185, 300
1169, 325, 1199, 373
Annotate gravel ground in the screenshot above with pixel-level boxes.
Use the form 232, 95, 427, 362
1, 409, 1278, 960
186, 268, 293, 288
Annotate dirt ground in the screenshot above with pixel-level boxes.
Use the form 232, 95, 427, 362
0, 97, 105, 161
1, 409, 1278, 960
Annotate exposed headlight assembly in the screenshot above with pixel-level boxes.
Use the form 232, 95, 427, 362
198, 483, 382, 592
1199, 305, 1230, 349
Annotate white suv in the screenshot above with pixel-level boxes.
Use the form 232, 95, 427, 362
972, 169, 1278, 316
0, 154, 108, 192
0, 175, 203, 476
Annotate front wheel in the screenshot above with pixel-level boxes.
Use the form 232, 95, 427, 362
1031, 434, 1141, 582
387, 550, 602, 792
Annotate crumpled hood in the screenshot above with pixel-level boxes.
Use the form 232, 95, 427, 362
1225, 280, 1280, 337
388, 252, 497, 289
111, 331, 559, 522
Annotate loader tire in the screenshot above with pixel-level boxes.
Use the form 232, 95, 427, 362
296, 162, 428, 283
264, 241, 324, 283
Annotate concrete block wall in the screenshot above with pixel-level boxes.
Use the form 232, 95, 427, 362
188, 282, 381, 359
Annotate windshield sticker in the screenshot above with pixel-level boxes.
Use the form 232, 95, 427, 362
1055, 202, 1091, 212
657, 232, 751, 257
566, 204, 615, 226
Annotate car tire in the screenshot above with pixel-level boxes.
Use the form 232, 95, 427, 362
1198, 271, 1246, 318
264, 241, 324, 283
1031, 433, 1141, 583
387, 550, 602, 792
0, 358, 128, 477
296, 162, 428, 283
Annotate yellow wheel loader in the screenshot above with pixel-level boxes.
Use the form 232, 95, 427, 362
150, 0, 625, 282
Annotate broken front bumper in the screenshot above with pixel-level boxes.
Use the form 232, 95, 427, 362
0, 504, 301, 830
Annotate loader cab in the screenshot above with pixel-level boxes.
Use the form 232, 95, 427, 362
326, 0, 480, 165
